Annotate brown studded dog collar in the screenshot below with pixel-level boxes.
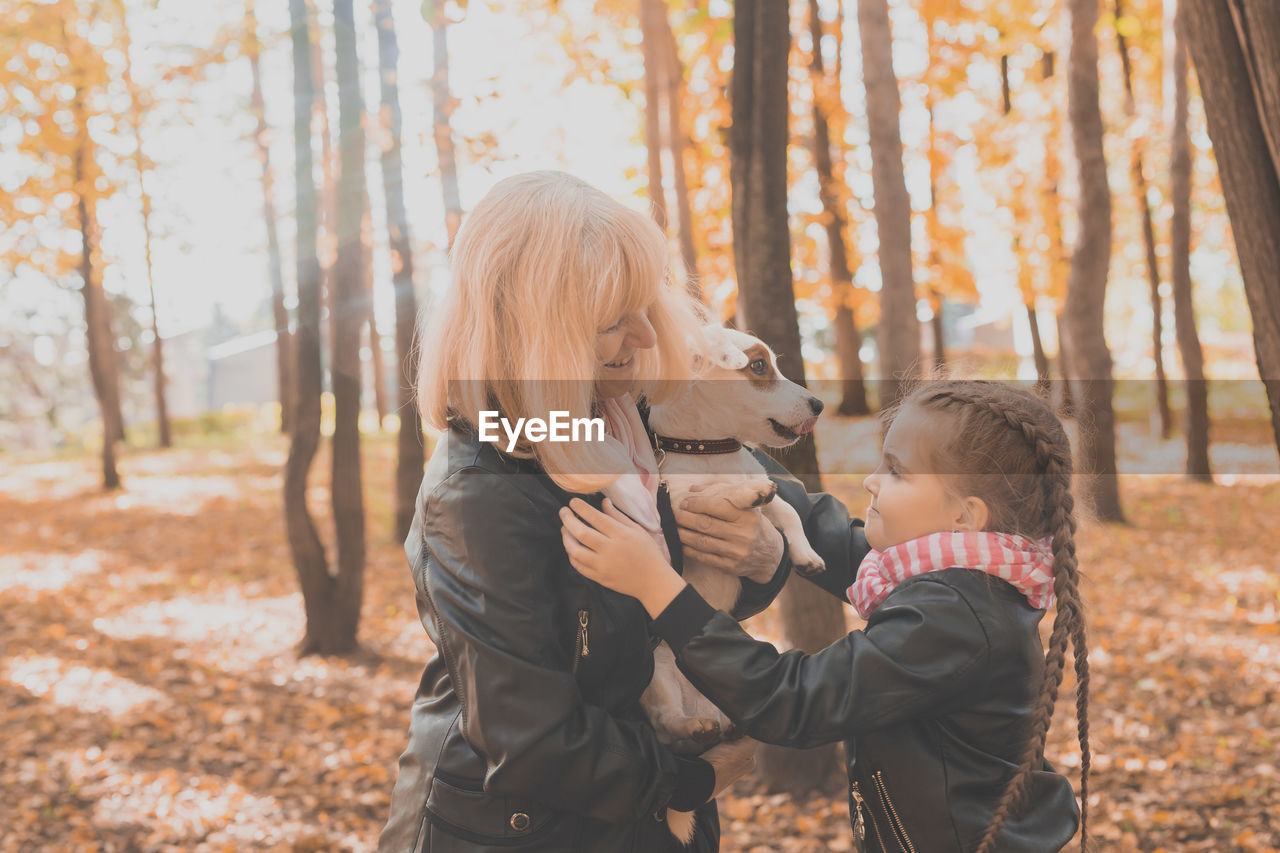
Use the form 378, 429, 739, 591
652, 434, 744, 455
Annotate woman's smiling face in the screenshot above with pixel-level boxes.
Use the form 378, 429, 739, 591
862, 404, 975, 551
594, 306, 657, 398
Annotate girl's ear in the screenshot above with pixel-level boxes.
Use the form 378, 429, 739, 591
954, 496, 990, 532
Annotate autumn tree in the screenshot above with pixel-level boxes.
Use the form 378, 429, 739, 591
1112, 0, 1172, 437
0, 0, 126, 488
806, 0, 870, 415
1168, 0, 1211, 481
915, 0, 980, 377
284, 0, 342, 654
1065, 0, 1124, 522
731, 0, 845, 795
115, 0, 171, 448
244, 0, 294, 435
372, 0, 426, 544
639, 0, 701, 297
424, 0, 463, 249
858, 0, 919, 407
1183, 0, 1280, 462
323, 0, 369, 651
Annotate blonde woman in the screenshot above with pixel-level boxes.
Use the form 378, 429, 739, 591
377, 172, 800, 852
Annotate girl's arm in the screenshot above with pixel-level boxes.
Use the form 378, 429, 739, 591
650, 580, 992, 747
563, 498, 990, 749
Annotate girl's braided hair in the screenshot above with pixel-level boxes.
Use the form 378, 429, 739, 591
887, 380, 1090, 853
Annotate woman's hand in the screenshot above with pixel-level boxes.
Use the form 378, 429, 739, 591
675, 487, 785, 583
560, 498, 687, 617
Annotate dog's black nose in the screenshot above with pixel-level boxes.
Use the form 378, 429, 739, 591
809, 396, 824, 415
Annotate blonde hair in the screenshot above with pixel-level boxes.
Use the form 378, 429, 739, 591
418, 171, 705, 493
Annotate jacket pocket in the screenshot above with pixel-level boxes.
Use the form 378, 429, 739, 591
424, 772, 577, 851
871, 770, 917, 853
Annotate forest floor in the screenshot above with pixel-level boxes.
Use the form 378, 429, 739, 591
2, 414, 1279, 852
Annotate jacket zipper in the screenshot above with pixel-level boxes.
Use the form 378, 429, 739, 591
872, 770, 916, 853
851, 780, 887, 852
572, 609, 590, 673
849, 781, 867, 843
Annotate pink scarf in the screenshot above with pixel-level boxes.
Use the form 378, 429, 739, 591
597, 393, 670, 563
848, 531, 1056, 618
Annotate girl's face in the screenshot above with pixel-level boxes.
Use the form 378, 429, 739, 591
594, 305, 657, 398
862, 405, 980, 551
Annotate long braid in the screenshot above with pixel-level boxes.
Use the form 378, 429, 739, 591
915, 383, 1090, 853
1037, 449, 1090, 851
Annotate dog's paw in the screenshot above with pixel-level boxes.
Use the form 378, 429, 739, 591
665, 808, 697, 845
749, 480, 778, 508
789, 543, 826, 577
684, 716, 723, 745
717, 479, 776, 510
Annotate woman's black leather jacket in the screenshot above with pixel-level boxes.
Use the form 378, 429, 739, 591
377, 424, 807, 852
653, 456, 1082, 853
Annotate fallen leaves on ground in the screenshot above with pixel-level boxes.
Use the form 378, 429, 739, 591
1, 420, 1278, 852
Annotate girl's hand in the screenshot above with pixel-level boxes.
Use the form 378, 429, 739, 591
675, 487, 784, 583
560, 497, 687, 617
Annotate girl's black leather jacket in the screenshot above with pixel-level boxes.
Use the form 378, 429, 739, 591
653, 455, 1082, 852
378, 425, 800, 852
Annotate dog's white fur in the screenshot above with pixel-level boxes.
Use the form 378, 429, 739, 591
643, 324, 825, 842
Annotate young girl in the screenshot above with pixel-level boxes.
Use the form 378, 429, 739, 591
562, 380, 1090, 852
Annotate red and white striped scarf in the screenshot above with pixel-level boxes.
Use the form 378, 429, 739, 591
848, 531, 1056, 619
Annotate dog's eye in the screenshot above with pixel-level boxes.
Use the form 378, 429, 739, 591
748, 358, 768, 375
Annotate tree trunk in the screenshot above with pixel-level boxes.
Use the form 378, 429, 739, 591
68, 56, 123, 486
929, 289, 946, 375
659, 9, 701, 298
118, 2, 170, 448
80, 203, 121, 490
1055, 311, 1078, 418
731, 0, 846, 797
662, 26, 698, 293
1169, 0, 1212, 482
858, 0, 918, 409
368, 319, 388, 425
1065, 0, 1124, 523
426, 0, 463, 249
1183, 0, 1280, 462
307, 0, 337, 341
76, 159, 121, 489
247, 0, 294, 435
1114, 0, 1172, 438
374, 0, 426, 545
807, 0, 869, 415
321, 0, 368, 655
1027, 302, 1051, 396
365, 181, 388, 427
924, 102, 948, 378
640, 0, 668, 230
285, 0, 337, 655
1039, 52, 1074, 412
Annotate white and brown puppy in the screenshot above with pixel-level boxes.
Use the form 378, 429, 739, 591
644, 324, 825, 842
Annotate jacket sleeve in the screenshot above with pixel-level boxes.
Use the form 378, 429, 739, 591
752, 449, 873, 601
412, 467, 683, 822
651, 577, 992, 748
